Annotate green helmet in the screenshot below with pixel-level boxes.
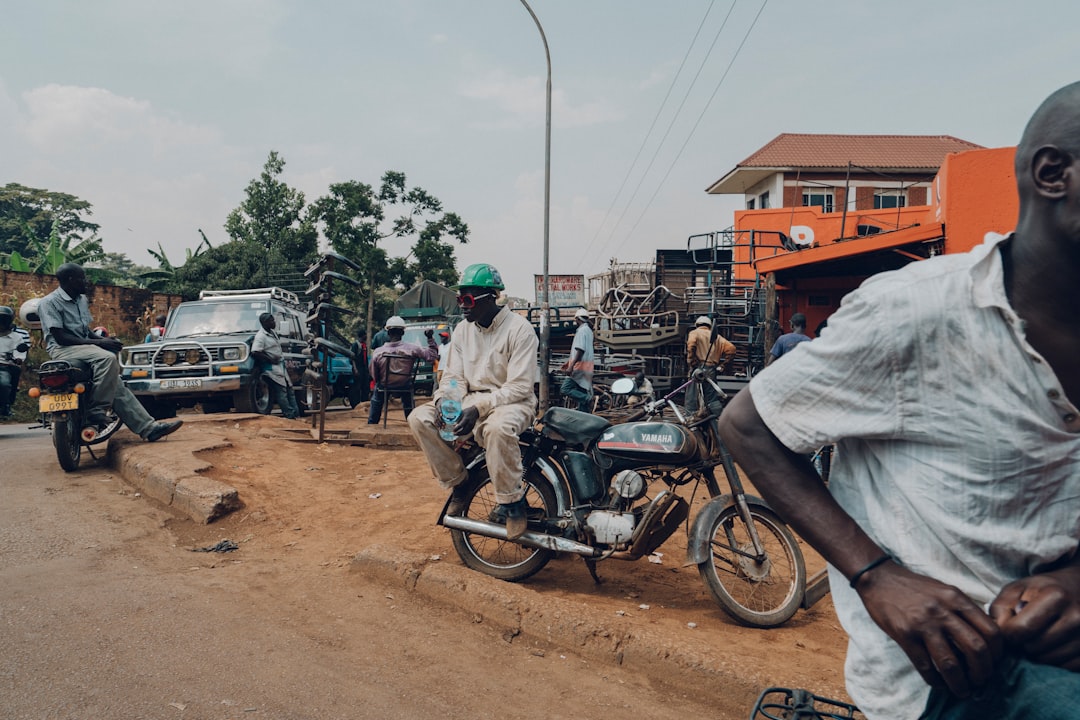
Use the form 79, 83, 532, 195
453, 263, 505, 291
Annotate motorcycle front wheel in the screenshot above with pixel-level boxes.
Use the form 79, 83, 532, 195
53, 412, 82, 472
697, 504, 806, 628
449, 468, 559, 583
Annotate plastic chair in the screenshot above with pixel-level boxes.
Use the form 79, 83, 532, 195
374, 353, 420, 427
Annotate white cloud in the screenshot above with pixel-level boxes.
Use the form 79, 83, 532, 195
20, 84, 220, 159
459, 70, 621, 130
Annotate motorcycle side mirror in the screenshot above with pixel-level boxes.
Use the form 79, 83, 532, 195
610, 377, 636, 395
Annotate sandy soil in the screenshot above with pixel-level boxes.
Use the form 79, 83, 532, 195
158, 401, 852, 712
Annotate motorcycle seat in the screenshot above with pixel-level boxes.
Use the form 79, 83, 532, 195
39, 358, 94, 380
542, 406, 611, 447
40, 358, 92, 371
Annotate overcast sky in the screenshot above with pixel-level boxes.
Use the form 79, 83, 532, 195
2, 1, 1078, 298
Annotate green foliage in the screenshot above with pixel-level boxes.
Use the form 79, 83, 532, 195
169, 241, 266, 299
0, 183, 100, 259
224, 151, 318, 286
311, 170, 468, 332
140, 233, 212, 292
84, 252, 156, 288
5, 218, 106, 275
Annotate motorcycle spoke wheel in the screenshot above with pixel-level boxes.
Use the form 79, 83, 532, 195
449, 470, 557, 583
698, 504, 805, 628
53, 414, 82, 472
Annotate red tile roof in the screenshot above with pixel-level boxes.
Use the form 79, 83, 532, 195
738, 133, 984, 169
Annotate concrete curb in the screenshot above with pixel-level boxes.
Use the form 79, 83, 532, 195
350, 544, 768, 706
107, 431, 240, 523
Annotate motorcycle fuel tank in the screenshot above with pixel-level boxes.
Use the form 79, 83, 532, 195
594, 422, 701, 467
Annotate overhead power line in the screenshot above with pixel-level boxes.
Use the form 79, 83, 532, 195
583, 0, 718, 259
582, 0, 769, 272
583, 0, 739, 271
621, 0, 769, 244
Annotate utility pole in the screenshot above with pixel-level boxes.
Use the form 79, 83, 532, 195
519, 0, 552, 412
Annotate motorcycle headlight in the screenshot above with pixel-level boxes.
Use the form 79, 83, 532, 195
222, 347, 242, 361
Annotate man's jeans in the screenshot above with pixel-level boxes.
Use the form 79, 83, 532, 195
368, 384, 415, 424
266, 378, 299, 419
50, 344, 156, 437
560, 378, 592, 413
0, 365, 18, 414
920, 656, 1080, 719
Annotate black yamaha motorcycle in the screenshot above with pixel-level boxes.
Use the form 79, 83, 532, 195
439, 374, 808, 628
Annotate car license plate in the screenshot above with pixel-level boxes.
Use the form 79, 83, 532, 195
39, 393, 78, 412
161, 378, 202, 389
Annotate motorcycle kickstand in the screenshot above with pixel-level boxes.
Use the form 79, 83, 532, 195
583, 557, 603, 585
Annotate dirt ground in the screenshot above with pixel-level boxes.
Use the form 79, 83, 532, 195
158, 400, 852, 709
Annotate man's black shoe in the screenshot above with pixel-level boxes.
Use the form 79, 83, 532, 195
86, 411, 111, 427
447, 483, 470, 515
492, 498, 530, 540
145, 419, 183, 442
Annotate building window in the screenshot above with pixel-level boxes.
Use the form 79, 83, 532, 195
874, 190, 907, 209
746, 198, 755, 210
802, 188, 834, 213
759, 191, 770, 209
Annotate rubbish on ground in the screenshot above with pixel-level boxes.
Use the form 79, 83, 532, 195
192, 539, 239, 553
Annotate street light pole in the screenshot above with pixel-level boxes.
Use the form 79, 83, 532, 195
519, 0, 552, 413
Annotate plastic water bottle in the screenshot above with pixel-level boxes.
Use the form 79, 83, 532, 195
439, 379, 463, 441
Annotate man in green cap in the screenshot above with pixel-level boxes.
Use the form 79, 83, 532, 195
408, 263, 539, 539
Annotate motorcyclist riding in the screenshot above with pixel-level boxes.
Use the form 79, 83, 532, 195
0, 305, 31, 417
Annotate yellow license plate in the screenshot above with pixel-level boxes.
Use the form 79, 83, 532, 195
39, 393, 79, 412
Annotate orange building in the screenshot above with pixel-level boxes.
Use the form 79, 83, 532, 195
706, 136, 1018, 341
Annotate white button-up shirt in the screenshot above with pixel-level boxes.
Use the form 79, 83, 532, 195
749, 233, 1080, 720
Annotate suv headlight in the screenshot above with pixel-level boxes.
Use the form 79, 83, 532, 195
222, 346, 242, 361
129, 351, 150, 365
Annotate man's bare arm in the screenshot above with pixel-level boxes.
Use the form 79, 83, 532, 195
49, 327, 122, 353
718, 389, 1003, 697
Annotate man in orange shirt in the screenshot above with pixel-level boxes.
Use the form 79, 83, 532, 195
684, 315, 735, 417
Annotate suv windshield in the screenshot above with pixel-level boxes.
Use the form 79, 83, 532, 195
167, 300, 267, 337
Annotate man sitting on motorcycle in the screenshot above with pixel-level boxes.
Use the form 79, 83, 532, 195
407, 263, 539, 539
36, 263, 182, 441
0, 305, 31, 417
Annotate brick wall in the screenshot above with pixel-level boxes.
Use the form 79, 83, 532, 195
0, 270, 183, 344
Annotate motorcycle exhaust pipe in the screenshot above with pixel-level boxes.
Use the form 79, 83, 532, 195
442, 515, 601, 558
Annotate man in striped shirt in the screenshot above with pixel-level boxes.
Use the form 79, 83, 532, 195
718, 83, 1080, 719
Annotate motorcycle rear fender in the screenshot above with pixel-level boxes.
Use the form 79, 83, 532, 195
686, 493, 773, 565
437, 449, 572, 524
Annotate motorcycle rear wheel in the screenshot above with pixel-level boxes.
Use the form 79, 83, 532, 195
53, 412, 82, 472
449, 468, 559, 582
697, 504, 806, 628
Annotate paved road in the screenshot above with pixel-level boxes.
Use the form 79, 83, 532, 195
0, 423, 733, 720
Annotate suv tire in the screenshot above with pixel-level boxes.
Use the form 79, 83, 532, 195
234, 376, 271, 414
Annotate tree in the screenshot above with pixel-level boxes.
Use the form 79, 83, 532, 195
85, 251, 154, 287
170, 242, 266, 299
138, 231, 213, 293
4, 218, 105, 275
0, 184, 104, 272
225, 151, 318, 286
312, 171, 468, 333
